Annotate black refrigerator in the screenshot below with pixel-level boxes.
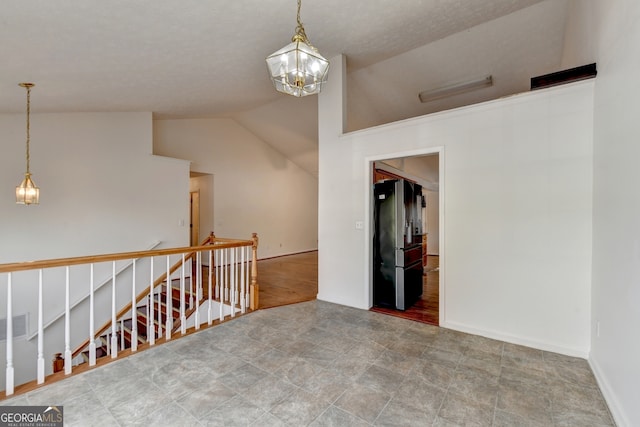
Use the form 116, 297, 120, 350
373, 179, 423, 310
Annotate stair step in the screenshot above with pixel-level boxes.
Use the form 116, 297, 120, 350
139, 299, 188, 317
73, 265, 213, 367
121, 320, 147, 345
81, 343, 109, 362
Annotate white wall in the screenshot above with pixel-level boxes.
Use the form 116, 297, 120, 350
0, 112, 189, 263
318, 55, 594, 356
0, 112, 190, 389
154, 118, 318, 259
563, 1, 640, 425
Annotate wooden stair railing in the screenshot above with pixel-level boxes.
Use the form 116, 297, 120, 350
76, 275, 200, 365
0, 232, 258, 398
70, 234, 213, 362
69, 232, 260, 365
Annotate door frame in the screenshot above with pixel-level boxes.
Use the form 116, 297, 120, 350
364, 146, 445, 325
190, 190, 200, 246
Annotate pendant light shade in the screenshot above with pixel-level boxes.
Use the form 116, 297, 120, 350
16, 82, 39, 205
266, 0, 329, 97
16, 173, 39, 205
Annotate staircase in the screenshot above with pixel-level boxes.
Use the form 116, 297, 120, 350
77, 275, 200, 364
67, 234, 256, 370
0, 232, 258, 398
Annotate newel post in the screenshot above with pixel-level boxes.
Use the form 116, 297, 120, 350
250, 233, 259, 310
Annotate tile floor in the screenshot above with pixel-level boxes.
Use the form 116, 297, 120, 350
1, 300, 614, 426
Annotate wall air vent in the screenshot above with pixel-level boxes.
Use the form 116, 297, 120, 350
531, 63, 597, 90
0, 314, 28, 342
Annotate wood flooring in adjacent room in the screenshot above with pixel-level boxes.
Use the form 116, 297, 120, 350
258, 251, 318, 309
258, 251, 440, 327
370, 255, 440, 326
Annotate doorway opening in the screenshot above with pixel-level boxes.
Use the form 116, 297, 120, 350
190, 190, 200, 246
189, 172, 214, 246
369, 153, 441, 326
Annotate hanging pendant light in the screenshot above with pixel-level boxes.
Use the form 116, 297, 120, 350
16, 83, 40, 205
266, 0, 329, 97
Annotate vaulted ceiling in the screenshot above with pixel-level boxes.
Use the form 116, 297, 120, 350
0, 0, 571, 177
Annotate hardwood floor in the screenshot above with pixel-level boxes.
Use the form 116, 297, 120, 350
257, 251, 440, 327
370, 255, 440, 326
257, 251, 318, 309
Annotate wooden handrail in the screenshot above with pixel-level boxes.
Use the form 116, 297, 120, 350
0, 238, 252, 274
69, 232, 259, 359
71, 248, 196, 359
2, 232, 260, 396
26, 241, 162, 341
70, 233, 230, 359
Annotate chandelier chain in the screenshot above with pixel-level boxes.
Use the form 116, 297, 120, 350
294, 0, 311, 46
25, 84, 31, 174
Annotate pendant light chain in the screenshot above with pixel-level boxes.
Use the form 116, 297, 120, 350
25, 84, 31, 175
294, 0, 310, 46
16, 82, 39, 205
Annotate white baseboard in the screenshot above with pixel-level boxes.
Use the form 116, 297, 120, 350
589, 355, 629, 427
316, 295, 369, 311
441, 320, 590, 358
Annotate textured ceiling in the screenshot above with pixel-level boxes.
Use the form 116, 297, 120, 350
0, 0, 570, 176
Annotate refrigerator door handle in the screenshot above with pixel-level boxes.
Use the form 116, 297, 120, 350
395, 248, 404, 267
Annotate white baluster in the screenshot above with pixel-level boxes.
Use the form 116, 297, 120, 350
106, 332, 110, 355
180, 254, 186, 334
157, 283, 163, 339
37, 269, 44, 383
219, 249, 224, 321
234, 248, 239, 306
131, 259, 138, 352
120, 319, 125, 350
154, 284, 166, 338
189, 256, 194, 310
111, 262, 118, 358
230, 248, 236, 318
240, 246, 246, 314
246, 247, 251, 308
233, 248, 242, 305
214, 248, 220, 299
5, 273, 14, 396
65, 266, 72, 374
89, 264, 96, 365
223, 248, 228, 302
148, 257, 155, 346
194, 252, 200, 330
220, 249, 224, 302
165, 255, 172, 340
208, 249, 213, 325
146, 297, 152, 345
